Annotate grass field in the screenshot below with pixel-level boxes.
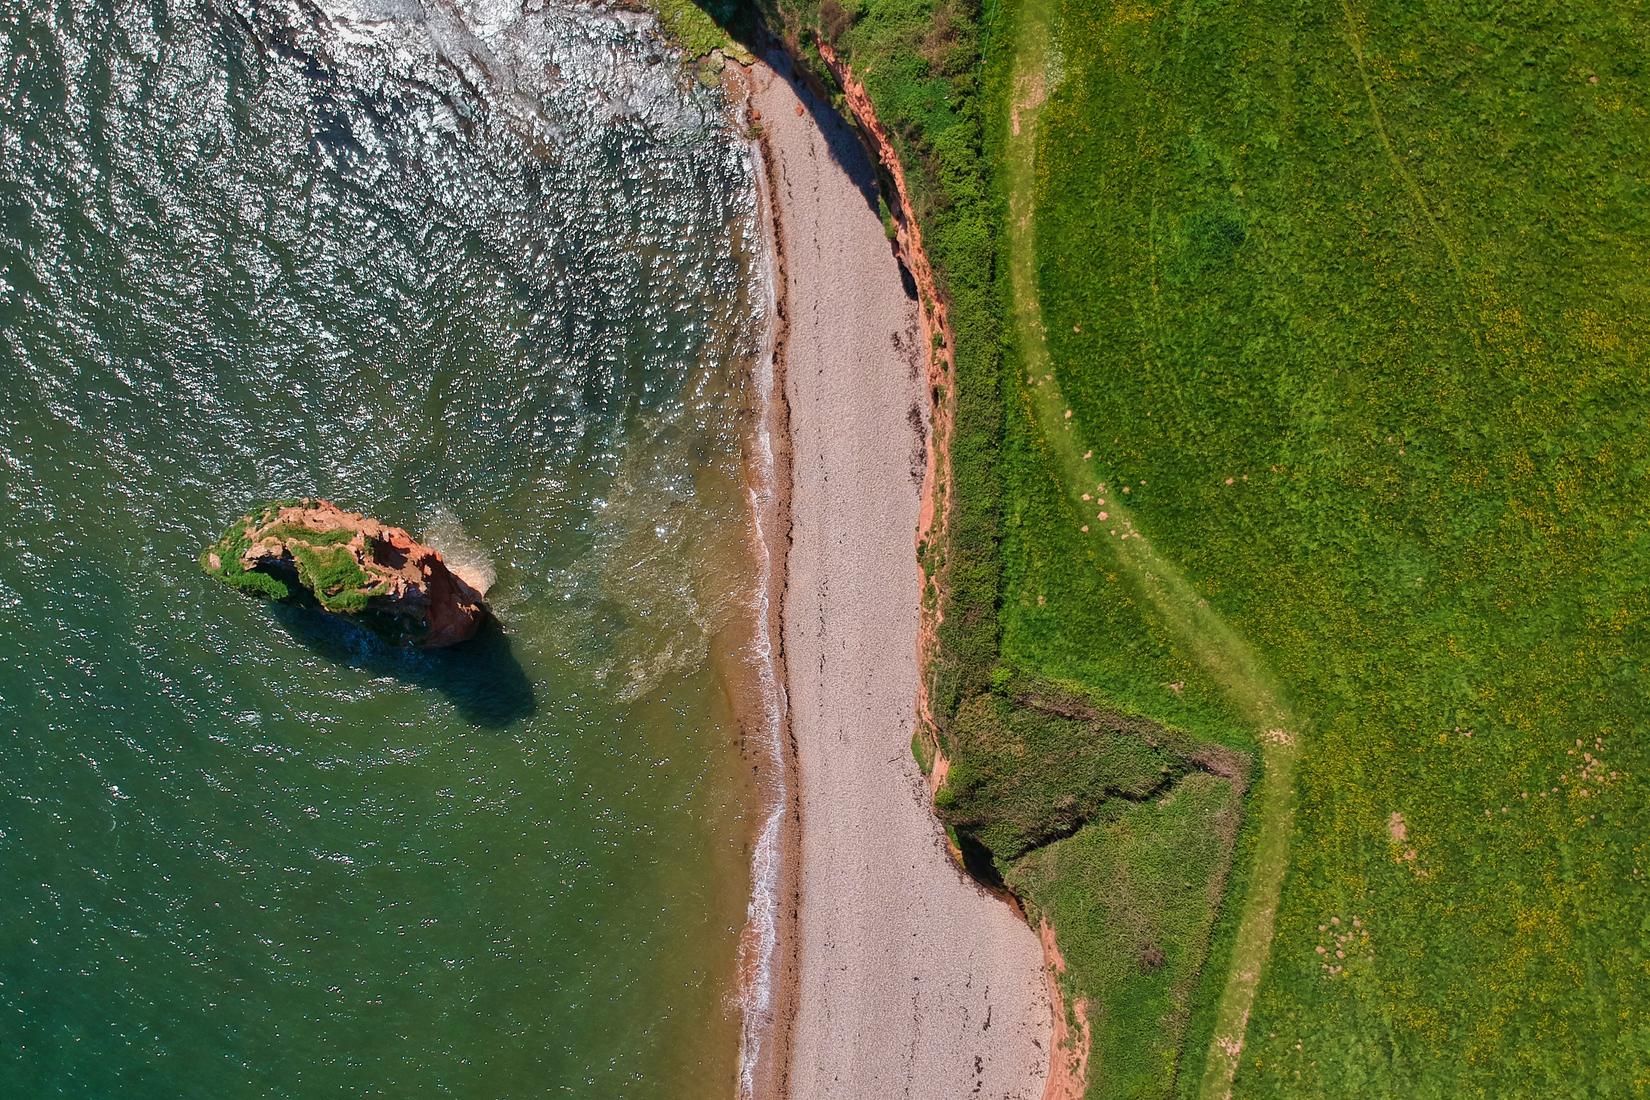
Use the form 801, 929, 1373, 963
1015, 0, 1650, 1094
697, 0, 1650, 1094
1007, 769, 1241, 1098
997, 1, 1298, 1092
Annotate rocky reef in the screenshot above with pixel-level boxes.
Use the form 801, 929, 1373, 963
201, 499, 490, 647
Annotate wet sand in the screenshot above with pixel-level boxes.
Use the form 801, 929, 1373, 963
746, 53, 1052, 1100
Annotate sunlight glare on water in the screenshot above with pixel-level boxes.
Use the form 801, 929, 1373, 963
0, 0, 770, 1095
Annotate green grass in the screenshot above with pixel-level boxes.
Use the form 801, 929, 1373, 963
1008, 770, 1244, 1100
1017, 0, 1650, 1094
996, 3, 1297, 1094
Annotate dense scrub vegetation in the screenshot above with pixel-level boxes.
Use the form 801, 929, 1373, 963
942, 678, 1245, 863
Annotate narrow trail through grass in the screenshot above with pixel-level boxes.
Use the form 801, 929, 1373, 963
1333, 0, 1466, 292
1002, 5, 1296, 1096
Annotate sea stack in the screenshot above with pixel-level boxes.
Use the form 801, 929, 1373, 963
201, 499, 489, 647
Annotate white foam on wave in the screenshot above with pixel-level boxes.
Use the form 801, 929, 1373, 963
734, 127, 788, 1100
423, 504, 497, 596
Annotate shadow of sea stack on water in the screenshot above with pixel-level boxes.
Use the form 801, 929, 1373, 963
0, 1, 773, 1096
274, 609, 536, 729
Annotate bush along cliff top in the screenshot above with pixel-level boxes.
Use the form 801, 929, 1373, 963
201, 499, 489, 648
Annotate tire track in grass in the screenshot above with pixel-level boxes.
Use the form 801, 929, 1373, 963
1002, 4, 1297, 1097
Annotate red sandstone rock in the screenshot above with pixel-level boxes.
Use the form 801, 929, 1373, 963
207, 499, 489, 648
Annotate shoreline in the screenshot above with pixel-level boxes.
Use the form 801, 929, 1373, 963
738, 42, 1052, 1100
728, 55, 801, 1100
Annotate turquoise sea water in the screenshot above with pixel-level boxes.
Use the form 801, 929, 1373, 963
0, 1, 770, 1094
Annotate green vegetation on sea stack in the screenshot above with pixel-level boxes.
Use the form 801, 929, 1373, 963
202, 501, 380, 613
200, 499, 491, 649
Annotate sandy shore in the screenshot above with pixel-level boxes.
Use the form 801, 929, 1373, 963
745, 52, 1052, 1100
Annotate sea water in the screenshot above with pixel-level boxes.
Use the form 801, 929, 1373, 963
0, 1, 773, 1095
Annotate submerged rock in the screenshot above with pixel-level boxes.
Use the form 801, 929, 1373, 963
201, 499, 489, 647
